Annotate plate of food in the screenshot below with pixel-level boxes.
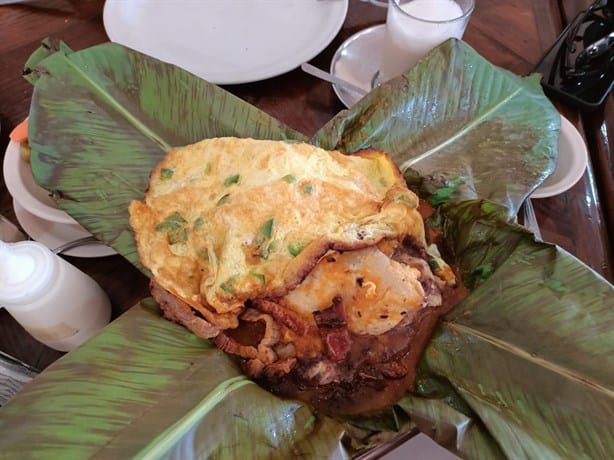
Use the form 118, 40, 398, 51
0, 38, 611, 460
103, 0, 348, 85
2, 139, 116, 257
3, 139, 74, 225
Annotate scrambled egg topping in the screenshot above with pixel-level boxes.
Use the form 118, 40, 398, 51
129, 137, 439, 335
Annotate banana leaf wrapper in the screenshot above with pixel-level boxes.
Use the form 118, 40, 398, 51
0, 38, 611, 459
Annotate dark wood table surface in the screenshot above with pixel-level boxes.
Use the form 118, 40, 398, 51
0, 0, 612, 371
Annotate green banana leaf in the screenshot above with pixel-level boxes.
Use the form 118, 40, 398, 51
407, 201, 614, 459
0, 299, 350, 459
313, 41, 559, 218
0, 37, 611, 459
23, 37, 307, 270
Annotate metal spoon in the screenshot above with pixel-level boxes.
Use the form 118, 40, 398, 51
300, 63, 368, 96
52, 236, 104, 255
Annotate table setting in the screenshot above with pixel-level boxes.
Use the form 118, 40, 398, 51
0, 0, 612, 459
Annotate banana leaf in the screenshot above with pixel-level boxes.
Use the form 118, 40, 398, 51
0, 299, 350, 459
406, 202, 614, 459
0, 38, 611, 459
313, 42, 559, 218
23, 37, 307, 270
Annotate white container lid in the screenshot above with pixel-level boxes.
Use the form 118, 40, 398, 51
0, 240, 57, 307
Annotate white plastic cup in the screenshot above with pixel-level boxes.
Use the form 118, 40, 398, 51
379, 0, 475, 82
0, 240, 111, 352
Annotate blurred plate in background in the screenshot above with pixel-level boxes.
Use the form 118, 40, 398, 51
103, 0, 348, 85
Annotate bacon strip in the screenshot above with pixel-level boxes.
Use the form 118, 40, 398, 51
151, 280, 220, 338
214, 333, 259, 359
313, 297, 351, 362
252, 299, 310, 335
213, 308, 280, 375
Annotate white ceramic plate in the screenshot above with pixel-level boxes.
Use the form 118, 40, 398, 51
103, 0, 348, 85
532, 115, 588, 198
3, 141, 74, 225
13, 200, 116, 258
3, 141, 116, 258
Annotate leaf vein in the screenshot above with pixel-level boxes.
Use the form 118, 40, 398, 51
134, 375, 253, 459
447, 322, 614, 397
401, 87, 522, 170
62, 53, 172, 152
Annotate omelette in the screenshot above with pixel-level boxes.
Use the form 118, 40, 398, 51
129, 137, 463, 415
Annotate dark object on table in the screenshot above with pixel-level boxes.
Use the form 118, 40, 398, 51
535, 0, 613, 110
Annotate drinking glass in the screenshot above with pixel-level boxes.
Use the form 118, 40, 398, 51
379, 0, 475, 82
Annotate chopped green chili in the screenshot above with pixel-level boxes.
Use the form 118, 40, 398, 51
216, 194, 230, 206
282, 174, 296, 184
302, 183, 314, 195
220, 282, 234, 294
224, 174, 240, 186
168, 228, 188, 244
220, 275, 238, 294
288, 242, 303, 257
160, 168, 175, 180
251, 272, 266, 284
259, 218, 274, 238
155, 212, 186, 233
428, 256, 441, 270
394, 195, 418, 208
193, 217, 205, 231
259, 241, 276, 260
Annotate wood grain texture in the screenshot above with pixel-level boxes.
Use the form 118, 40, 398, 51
0, 0, 612, 371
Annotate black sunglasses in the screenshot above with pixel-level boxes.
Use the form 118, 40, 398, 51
535, 0, 613, 110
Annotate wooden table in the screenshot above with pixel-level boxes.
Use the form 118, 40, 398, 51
0, 0, 612, 371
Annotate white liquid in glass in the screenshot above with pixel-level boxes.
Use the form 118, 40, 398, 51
380, 0, 468, 82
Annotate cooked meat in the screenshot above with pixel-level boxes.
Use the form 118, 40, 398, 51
131, 137, 466, 415
149, 239, 463, 415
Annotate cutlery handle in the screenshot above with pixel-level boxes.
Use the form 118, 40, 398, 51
301, 63, 368, 96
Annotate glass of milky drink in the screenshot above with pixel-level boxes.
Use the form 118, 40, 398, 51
379, 0, 474, 83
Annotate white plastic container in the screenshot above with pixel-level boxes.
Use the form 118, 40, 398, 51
0, 240, 111, 352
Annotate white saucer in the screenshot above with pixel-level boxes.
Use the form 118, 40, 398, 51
329, 25, 588, 199
330, 24, 385, 108
531, 115, 587, 198
13, 200, 116, 258
103, 0, 348, 85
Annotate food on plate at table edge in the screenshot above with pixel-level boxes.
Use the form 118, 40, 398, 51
9, 118, 31, 162
129, 137, 466, 415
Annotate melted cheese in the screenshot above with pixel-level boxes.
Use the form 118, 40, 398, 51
284, 247, 425, 335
